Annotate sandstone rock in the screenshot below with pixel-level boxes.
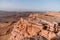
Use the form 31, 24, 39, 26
57, 31, 60, 37
8, 13, 60, 40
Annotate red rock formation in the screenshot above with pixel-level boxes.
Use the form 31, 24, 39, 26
9, 16, 60, 40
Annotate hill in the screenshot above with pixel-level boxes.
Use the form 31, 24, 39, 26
0, 11, 60, 40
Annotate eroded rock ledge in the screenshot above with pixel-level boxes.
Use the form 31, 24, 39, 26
9, 14, 60, 40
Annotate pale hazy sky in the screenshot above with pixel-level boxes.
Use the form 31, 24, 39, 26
0, 0, 60, 11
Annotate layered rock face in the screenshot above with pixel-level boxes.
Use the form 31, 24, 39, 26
0, 12, 60, 40
9, 13, 60, 40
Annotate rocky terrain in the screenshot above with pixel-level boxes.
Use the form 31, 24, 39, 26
0, 11, 60, 40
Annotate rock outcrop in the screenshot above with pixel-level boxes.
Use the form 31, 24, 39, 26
9, 13, 60, 40
0, 12, 60, 40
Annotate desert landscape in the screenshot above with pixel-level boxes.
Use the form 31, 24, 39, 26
0, 11, 60, 40
0, 0, 60, 40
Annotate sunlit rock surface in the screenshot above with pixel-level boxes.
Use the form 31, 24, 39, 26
0, 12, 60, 40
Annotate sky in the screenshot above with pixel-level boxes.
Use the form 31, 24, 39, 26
0, 0, 60, 11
